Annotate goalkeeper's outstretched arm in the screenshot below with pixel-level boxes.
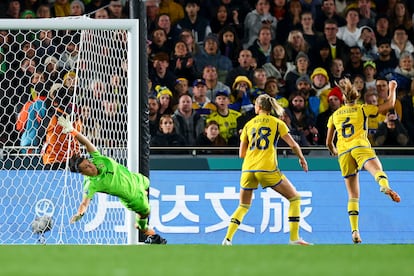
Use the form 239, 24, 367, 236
58, 116, 97, 153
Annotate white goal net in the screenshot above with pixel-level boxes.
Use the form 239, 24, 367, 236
0, 18, 140, 244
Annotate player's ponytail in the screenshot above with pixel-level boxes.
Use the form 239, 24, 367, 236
337, 78, 359, 103
256, 94, 285, 117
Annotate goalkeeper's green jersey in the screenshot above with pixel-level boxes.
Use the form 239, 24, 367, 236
82, 151, 149, 205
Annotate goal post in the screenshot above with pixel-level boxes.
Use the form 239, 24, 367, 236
0, 18, 141, 244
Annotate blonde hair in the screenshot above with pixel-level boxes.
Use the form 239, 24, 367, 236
337, 78, 360, 103
255, 94, 284, 117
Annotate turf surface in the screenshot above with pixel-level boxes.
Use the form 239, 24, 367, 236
2, 244, 413, 276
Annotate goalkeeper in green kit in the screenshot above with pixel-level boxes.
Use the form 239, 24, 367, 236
58, 116, 166, 244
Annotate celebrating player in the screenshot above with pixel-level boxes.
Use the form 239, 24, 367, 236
326, 78, 401, 244
57, 116, 166, 244
222, 94, 312, 246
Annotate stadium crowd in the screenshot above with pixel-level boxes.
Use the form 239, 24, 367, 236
1, 0, 414, 155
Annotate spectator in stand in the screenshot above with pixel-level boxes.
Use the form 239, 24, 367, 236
207, 90, 241, 145
374, 110, 409, 150
285, 51, 311, 99
363, 89, 383, 145
151, 114, 187, 147
376, 77, 403, 119
70, 0, 85, 16
52, 0, 71, 17
401, 84, 414, 144
194, 33, 233, 83
264, 76, 288, 108
356, 0, 376, 28
85, 0, 108, 15
191, 78, 217, 116
57, 35, 79, 71
320, 18, 349, 63
314, 0, 346, 33
262, 43, 295, 97
375, 37, 398, 78
362, 60, 377, 91
300, 10, 322, 54
210, 4, 233, 34
285, 30, 309, 64
353, 74, 366, 99
390, 25, 414, 59
42, 56, 60, 91
149, 28, 172, 58
243, 0, 277, 49
173, 93, 205, 145
157, 13, 181, 47
250, 67, 267, 100
36, 4, 52, 18
150, 52, 177, 92
277, 110, 310, 153
271, 0, 287, 22
108, 0, 127, 19
315, 86, 343, 145
155, 85, 175, 116
229, 76, 254, 113
388, 51, 414, 99
285, 90, 318, 145
159, 0, 185, 25
93, 7, 109, 19
329, 58, 345, 87
248, 25, 274, 68
196, 120, 227, 148
148, 95, 160, 137
146, 0, 160, 36
357, 25, 378, 61
225, 49, 255, 88
178, 28, 201, 55
389, 0, 414, 41
170, 40, 197, 83
35, 30, 59, 58
218, 25, 242, 68
4, 0, 21, 19
310, 67, 331, 114
345, 46, 364, 77
172, 77, 190, 108
374, 14, 391, 41
202, 65, 231, 100
337, 8, 361, 48
176, 0, 212, 45
275, 0, 302, 43
310, 39, 332, 70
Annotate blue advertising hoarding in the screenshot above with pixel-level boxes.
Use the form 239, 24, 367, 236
0, 170, 412, 244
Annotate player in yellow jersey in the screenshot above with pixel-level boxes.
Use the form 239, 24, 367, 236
222, 94, 312, 246
326, 78, 401, 244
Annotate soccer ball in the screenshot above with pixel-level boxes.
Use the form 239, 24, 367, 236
31, 215, 53, 234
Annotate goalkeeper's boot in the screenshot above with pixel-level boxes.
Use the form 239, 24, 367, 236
352, 230, 362, 244
380, 187, 401, 202
222, 238, 232, 246
289, 238, 313, 246
144, 234, 167, 244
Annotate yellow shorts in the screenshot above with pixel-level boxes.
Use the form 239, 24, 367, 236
240, 170, 286, 189
338, 146, 377, 177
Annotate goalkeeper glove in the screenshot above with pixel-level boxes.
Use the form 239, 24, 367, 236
58, 115, 74, 134
70, 213, 84, 224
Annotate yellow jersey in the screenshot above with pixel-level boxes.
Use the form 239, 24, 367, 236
241, 114, 289, 172
327, 104, 378, 154
207, 109, 241, 142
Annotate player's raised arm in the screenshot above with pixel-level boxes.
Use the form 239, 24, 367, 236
377, 80, 397, 114
58, 116, 97, 153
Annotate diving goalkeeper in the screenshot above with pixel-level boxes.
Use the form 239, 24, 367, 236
58, 116, 166, 244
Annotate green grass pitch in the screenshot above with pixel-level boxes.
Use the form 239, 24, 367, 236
2, 244, 413, 276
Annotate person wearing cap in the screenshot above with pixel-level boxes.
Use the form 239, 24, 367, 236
194, 33, 233, 83
176, 0, 211, 45
191, 78, 217, 116
202, 65, 230, 100
310, 67, 331, 99
362, 60, 377, 91
207, 90, 241, 146
150, 52, 177, 93
357, 26, 378, 61
285, 51, 311, 99
155, 85, 175, 116
229, 75, 254, 113
315, 86, 343, 145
